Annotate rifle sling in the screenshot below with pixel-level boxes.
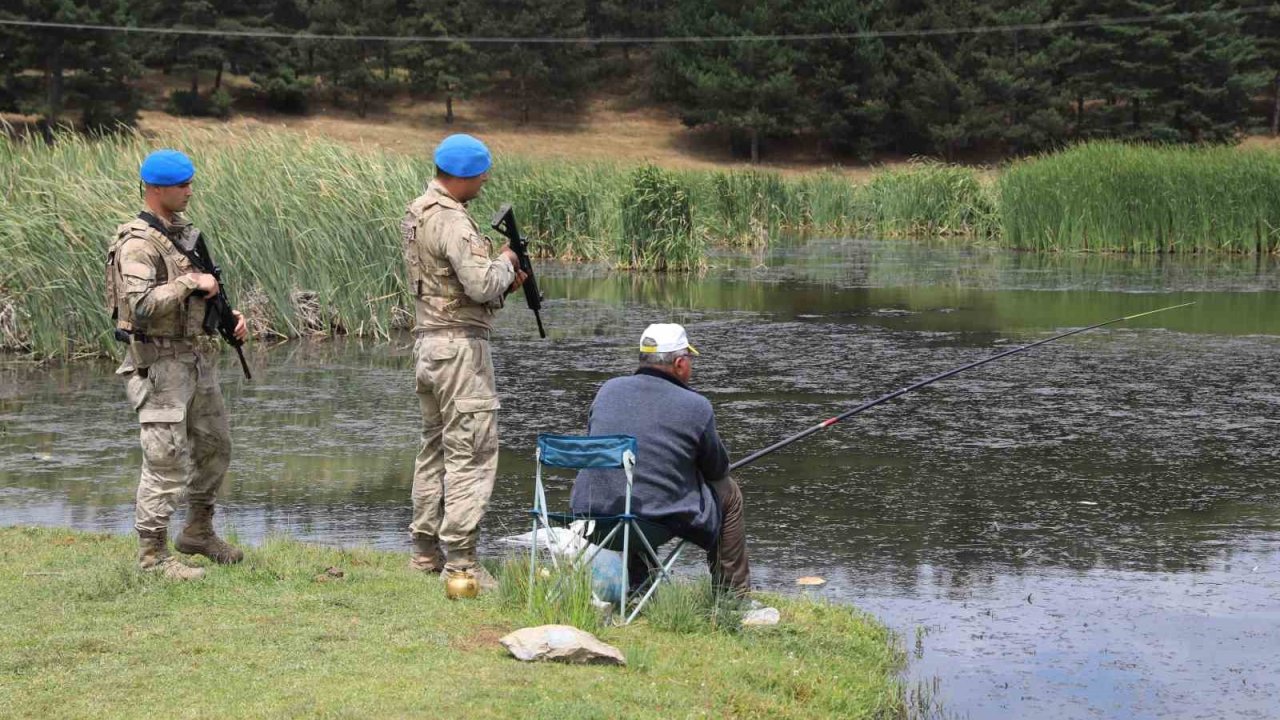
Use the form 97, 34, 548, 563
136, 211, 212, 274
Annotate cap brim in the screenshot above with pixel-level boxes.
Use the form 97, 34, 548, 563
637, 344, 699, 355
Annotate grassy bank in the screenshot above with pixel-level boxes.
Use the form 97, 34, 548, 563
2, 128, 1278, 360
0, 526, 906, 719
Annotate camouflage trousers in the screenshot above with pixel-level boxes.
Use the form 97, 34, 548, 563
122, 344, 231, 534
410, 329, 501, 572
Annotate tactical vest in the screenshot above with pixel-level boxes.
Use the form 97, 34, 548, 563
106, 216, 209, 339
402, 193, 499, 330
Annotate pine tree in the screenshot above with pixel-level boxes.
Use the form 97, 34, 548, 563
654, 0, 810, 163
308, 0, 398, 117
4, 0, 141, 135
1236, 1, 1280, 135
73, 0, 143, 131
481, 0, 592, 124
243, 0, 314, 114
137, 0, 225, 97
967, 0, 1067, 154
0, 7, 27, 113
882, 0, 1067, 157
882, 0, 988, 158
792, 0, 894, 160
1164, 2, 1264, 142
587, 0, 666, 63
1050, 0, 1128, 139
1092, 1, 1262, 143
400, 0, 484, 124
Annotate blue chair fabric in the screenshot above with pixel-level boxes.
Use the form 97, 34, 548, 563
537, 434, 637, 470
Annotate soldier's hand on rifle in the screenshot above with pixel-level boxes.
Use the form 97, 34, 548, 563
508, 269, 529, 294
188, 273, 221, 298
231, 310, 248, 342
500, 247, 520, 271
499, 247, 527, 294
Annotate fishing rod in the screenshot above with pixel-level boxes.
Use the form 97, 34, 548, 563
729, 302, 1195, 471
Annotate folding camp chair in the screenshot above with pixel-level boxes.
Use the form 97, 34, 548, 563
529, 433, 687, 625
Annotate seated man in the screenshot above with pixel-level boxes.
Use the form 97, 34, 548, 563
570, 323, 750, 595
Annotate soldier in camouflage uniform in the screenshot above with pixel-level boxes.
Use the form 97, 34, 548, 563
401, 134, 526, 590
106, 149, 248, 580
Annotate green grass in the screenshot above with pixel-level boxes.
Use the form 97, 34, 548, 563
0, 526, 907, 719
862, 162, 997, 238
642, 577, 752, 634
999, 141, 1280, 253
619, 165, 702, 271
495, 555, 607, 634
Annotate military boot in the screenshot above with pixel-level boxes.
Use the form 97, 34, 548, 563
443, 549, 498, 592
408, 534, 446, 573
174, 504, 244, 564
469, 564, 499, 592
138, 530, 205, 581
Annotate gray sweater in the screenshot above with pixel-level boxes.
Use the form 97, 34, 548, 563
570, 368, 730, 549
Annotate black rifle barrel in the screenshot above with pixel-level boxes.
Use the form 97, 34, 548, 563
194, 234, 252, 380
490, 203, 546, 338
729, 302, 1195, 471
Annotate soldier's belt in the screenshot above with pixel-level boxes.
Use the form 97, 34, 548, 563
414, 326, 490, 341
135, 335, 194, 349
131, 335, 209, 359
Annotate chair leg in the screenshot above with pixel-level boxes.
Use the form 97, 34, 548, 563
620, 522, 630, 622
625, 539, 687, 625
528, 519, 539, 610
632, 527, 678, 584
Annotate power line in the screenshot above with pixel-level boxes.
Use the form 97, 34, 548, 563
0, 6, 1274, 45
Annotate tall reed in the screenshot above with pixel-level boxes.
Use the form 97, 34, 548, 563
4, 126, 1279, 361
618, 165, 702, 271
999, 141, 1280, 253
861, 161, 997, 237
702, 170, 804, 244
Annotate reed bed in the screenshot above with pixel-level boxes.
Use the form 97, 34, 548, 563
699, 170, 804, 245
619, 165, 701, 271
862, 161, 998, 238
999, 141, 1280, 253
3, 127, 1278, 360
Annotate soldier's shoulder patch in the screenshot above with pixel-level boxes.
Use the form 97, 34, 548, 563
468, 233, 490, 257
118, 234, 161, 258
119, 261, 156, 280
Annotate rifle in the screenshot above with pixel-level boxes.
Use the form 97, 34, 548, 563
137, 212, 252, 379
489, 203, 546, 338
193, 232, 252, 380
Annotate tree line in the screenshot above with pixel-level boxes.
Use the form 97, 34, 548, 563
2, 0, 1278, 160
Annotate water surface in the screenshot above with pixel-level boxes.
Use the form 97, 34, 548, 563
3, 240, 1278, 719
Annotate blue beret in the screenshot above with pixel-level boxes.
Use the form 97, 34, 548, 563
434, 134, 491, 178
139, 149, 195, 186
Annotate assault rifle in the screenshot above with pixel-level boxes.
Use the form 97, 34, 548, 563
193, 232, 252, 379
137, 212, 252, 379
490, 203, 546, 338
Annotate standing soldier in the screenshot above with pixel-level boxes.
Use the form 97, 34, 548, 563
106, 149, 248, 580
402, 134, 526, 590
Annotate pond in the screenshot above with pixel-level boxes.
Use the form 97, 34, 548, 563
3, 239, 1278, 718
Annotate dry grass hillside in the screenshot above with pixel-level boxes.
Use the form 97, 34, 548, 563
134, 89, 897, 178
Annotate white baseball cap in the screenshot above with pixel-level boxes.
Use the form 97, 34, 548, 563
639, 323, 699, 355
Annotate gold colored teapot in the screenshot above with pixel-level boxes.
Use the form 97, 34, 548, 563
445, 570, 479, 600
